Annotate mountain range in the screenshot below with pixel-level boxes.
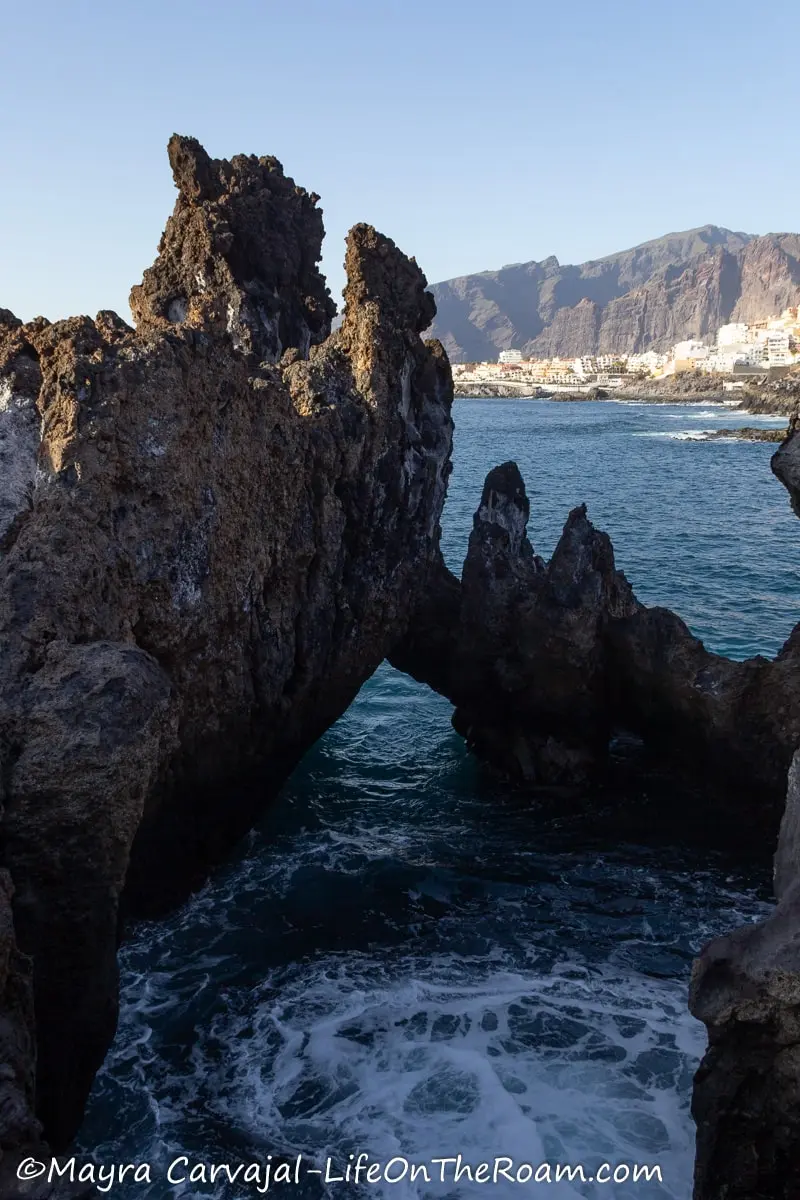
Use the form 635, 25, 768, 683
427, 225, 800, 362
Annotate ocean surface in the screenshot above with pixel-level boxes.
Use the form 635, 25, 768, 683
78, 399, 798, 1198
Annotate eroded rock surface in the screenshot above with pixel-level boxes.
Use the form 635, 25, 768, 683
0, 871, 42, 1197
0, 136, 452, 1149
690, 751, 800, 1199
773, 414, 800, 518
392, 447, 800, 812
392, 464, 640, 785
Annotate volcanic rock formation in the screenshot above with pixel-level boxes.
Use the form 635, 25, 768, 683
391, 444, 800, 818
0, 135, 453, 1154
390, 419, 800, 1200
686, 423, 800, 1200
391, 464, 641, 786
690, 752, 800, 1199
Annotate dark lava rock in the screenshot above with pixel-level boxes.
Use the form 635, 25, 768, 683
0, 136, 452, 1149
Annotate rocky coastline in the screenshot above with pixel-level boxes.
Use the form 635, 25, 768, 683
1, 136, 799, 1200
689, 751, 800, 1199
453, 381, 610, 401
617, 369, 800, 417
391, 452, 800, 821
0, 135, 453, 1181
453, 380, 548, 398
707, 426, 788, 442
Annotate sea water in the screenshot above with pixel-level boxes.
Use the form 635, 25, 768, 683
78, 399, 797, 1197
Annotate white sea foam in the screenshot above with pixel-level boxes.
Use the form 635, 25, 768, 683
208, 957, 701, 1198
632, 431, 714, 441
82, 810, 770, 1200
88, 932, 707, 1198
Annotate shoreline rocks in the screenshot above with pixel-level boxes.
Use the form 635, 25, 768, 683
618, 370, 800, 417
706, 426, 788, 442
453, 381, 548, 398
392, 466, 640, 786
392, 409, 800, 1200
392, 426, 800, 823
0, 137, 453, 1149
689, 751, 800, 1199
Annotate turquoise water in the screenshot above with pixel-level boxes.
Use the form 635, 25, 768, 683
78, 399, 795, 1198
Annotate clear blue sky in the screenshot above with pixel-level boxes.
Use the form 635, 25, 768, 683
2, 0, 796, 322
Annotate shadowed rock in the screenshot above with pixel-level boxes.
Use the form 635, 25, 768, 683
0, 137, 453, 1149
690, 751, 800, 1199
773, 415, 800, 518
392, 445, 800, 811
392, 464, 640, 786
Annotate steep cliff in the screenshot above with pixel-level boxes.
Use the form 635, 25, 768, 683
0, 136, 453, 1151
428, 226, 800, 362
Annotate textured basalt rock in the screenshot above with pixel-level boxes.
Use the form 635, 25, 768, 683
392, 464, 641, 786
392, 441, 800, 812
0, 136, 452, 1150
130, 134, 335, 360
0, 871, 41, 1197
685, 420, 800, 1200
773, 415, 800, 517
690, 752, 800, 1199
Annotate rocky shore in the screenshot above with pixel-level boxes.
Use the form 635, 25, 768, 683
689, 751, 800, 1199
617, 370, 800, 417
390, 417, 800, 1199
453, 380, 547, 398
1, 134, 799, 1200
392, 453, 800, 820
707, 426, 788, 442
0, 135, 453, 1181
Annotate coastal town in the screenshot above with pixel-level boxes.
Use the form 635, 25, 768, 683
451, 305, 800, 391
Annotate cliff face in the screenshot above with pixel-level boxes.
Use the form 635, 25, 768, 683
428, 226, 800, 362
0, 136, 453, 1151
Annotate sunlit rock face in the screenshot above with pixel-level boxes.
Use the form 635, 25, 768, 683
0, 135, 453, 1150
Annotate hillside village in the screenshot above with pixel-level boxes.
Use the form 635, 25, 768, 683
452, 306, 800, 390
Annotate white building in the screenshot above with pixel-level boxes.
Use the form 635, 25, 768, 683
596, 353, 625, 371
764, 330, 791, 366
701, 346, 760, 373
498, 349, 523, 364
673, 340, 710, 363
717, 323, 753, 347
627, 351, 666, 374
